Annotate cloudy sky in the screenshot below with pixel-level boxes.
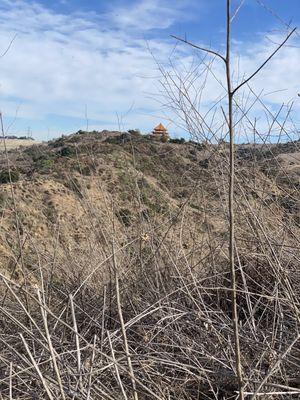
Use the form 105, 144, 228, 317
0, 0, 299, 140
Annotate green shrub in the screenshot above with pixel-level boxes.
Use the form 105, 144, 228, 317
199, 158, 209, 169
140, 185, 169, 215
137, 177, 150, 189
24, 145, 45, 161
176, 189, 189, 198
51, 136, 66, 148
116, 208, 132, 227
80, 165, 92, 176
105, 136, 121, 144
188, 140, 207, 150
0, 169, 20, 184
35, 157, 54, 173
169, 138, 185, 144
60, 146, 75, 157
128, 129, 141, 137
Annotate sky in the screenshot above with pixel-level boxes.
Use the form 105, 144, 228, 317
0, 0, 299, 140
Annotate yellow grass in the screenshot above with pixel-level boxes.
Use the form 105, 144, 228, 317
0, 139, 42, 151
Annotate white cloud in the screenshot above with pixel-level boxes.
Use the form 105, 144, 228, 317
0, 0, 298, 141
0, 0, 190, 136
106, 0, 195, 31
233, 33, 300, 101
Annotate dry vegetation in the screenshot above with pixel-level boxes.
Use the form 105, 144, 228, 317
0, 129, 299, 399
0, 2, 299, 398
0, 139, 42, 151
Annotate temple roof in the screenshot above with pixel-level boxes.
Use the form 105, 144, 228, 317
153, 123, 167, 133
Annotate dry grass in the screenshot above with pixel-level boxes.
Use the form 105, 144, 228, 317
0, 130, 299, 399
0, 139, 42, 151
0, 2, 299, 398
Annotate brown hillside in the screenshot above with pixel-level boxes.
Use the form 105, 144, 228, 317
1, 130, 300, 398
0, 130, 299, 286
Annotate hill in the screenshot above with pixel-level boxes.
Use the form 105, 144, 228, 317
0, 130, 299, 398
1, 130, 299, 274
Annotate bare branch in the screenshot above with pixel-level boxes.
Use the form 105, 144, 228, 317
0, 34, 17, 58
171, 34, 226, 63
232, 28, 297, 95
231, 0, 245, 22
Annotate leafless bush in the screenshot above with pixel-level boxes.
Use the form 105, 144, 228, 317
0, 1, 299, 399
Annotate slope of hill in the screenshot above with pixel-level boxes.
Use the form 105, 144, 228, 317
1, 130, 299, 275
0, 130, 299, 398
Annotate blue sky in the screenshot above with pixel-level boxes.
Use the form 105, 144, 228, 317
0, 0, 299, 140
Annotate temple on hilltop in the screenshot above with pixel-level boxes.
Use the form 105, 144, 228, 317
150, 123, 169, 141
